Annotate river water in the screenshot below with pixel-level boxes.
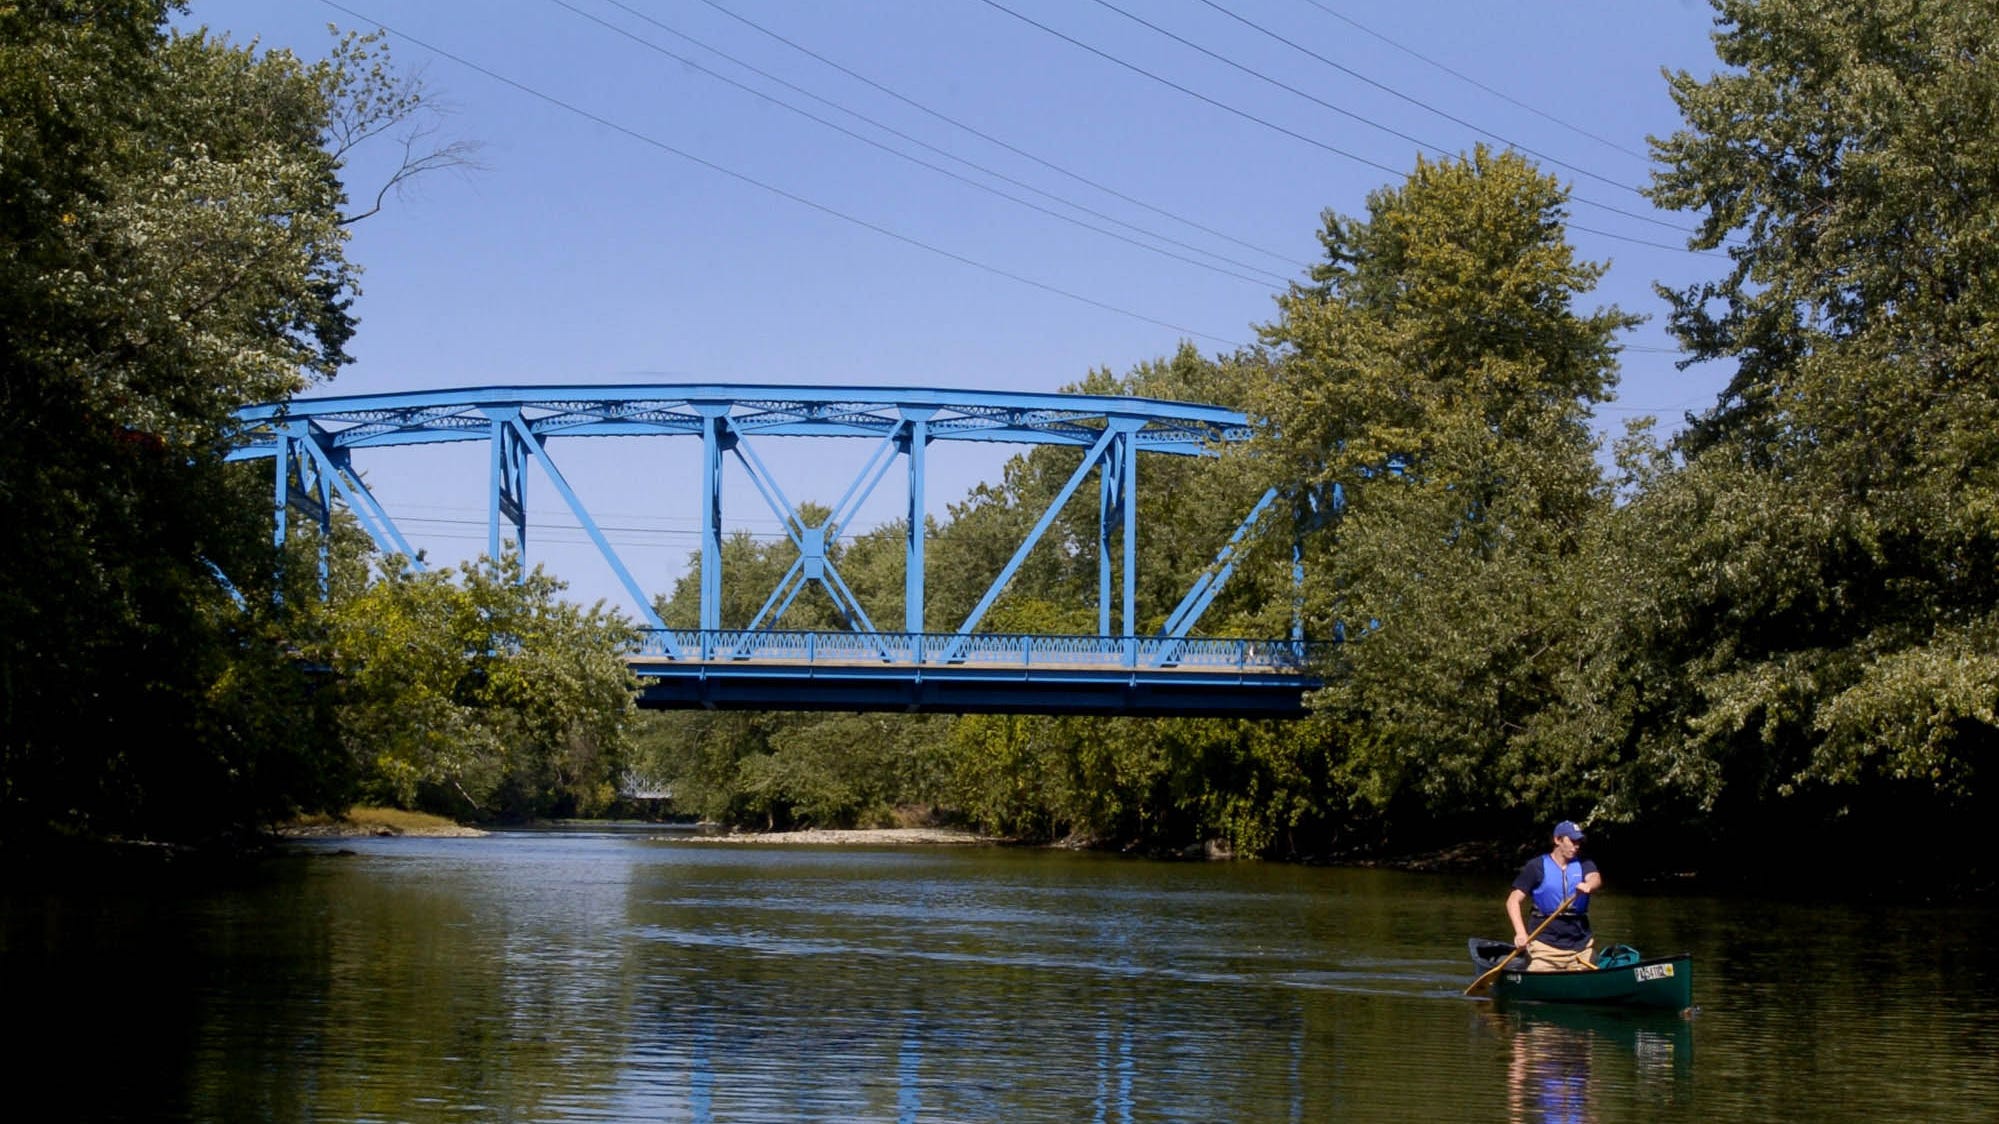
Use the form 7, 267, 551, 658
5, 829, 1995, 1122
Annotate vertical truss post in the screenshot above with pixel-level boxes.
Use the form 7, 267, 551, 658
1122, 430, 1137, 639
271, 430, 292, 553
489, 414, 530, 568
479, 408, 673, 640
1095, 427, 1138, 638
311, 449, 334, 595
900, 409, 934, 638
696, 404, 732, 633
1098, 434, 1117, 638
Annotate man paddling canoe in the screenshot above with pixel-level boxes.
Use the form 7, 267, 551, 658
1504, 821, 1600, 971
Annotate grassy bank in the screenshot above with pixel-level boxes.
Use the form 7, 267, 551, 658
281, 806, 486, 838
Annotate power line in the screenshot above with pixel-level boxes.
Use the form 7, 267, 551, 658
314, 0, 1249, 348
1082, 0, 1692, 236
1183, 0, 1671, 210
1292, 0, 1652, 163
393, 500, 796, 531
971, 0, 1719, 255
691, 0, 1301, 269
544, 0, 1292, 289
396, 512, 794, 543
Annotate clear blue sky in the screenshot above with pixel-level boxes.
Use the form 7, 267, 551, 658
183, 0, 1735, 619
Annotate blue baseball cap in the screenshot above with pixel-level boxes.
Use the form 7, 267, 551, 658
1553, 820, 1586, 841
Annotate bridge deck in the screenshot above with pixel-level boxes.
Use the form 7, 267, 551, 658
627, 631, 1325, 717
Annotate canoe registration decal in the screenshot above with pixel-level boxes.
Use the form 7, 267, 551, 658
1633, 963, 1675, 982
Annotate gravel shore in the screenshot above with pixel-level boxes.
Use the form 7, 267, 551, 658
279, 821, 992, 845
277, 822, 489, 839
684, 826, 994, 846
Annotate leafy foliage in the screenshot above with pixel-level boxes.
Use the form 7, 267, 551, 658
14, 0, 1993, 877
1241, 147, 1636, 838
329, 554, 641, 820
1594, 0, 1999, 850
0, 3, 385, 841
632, 709, 947, 830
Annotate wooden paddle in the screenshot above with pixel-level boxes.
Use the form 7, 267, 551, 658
1463, 888, 1580, 996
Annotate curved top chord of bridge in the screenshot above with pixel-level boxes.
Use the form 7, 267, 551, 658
230, 384, 1324, 717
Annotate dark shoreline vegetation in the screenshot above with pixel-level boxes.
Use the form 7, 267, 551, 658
6, 2, 1999, 895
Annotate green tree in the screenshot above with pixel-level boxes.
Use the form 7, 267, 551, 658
654, 503, 882, 631
1246, 146, 1638, 839
0, 4, 446, 842
329, 553, 641, 819
640, 498, 949, 829
1612, 0, 1999, 847
935, 348, 1324, 856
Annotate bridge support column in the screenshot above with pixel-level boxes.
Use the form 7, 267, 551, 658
696, 405, 733, 633
900, 410, 934, 638
489, 414, 530, 566
272, 428, 335, 594
1098, 428, 1137, 638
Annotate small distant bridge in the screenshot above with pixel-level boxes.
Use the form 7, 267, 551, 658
229, 384, 1323, 717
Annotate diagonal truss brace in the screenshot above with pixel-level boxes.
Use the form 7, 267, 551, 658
480, 408, 675, 645
728, 420, 884, 639
943, 420, 1138, 660
726, 410, 937, 658
275, 421, 422, 569
1154, 486, 1281, 664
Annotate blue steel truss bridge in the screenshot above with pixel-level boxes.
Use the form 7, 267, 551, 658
229, 384, 1324, 717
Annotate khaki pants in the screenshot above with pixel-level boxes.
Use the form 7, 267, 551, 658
1525, 939, 1596, 972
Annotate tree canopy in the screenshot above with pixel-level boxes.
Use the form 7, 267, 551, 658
10, 0, 1996, 882
0, 3, 489, 843
1608, 0, 1999, 851
1, 3, 372, 841
1240, 147, 1635, 841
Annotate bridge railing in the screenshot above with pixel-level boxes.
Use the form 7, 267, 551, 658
631, 629, 1326, 673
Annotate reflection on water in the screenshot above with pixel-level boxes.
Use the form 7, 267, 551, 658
1486, 1005, 1693, 1124
1, 832, 1995, 1122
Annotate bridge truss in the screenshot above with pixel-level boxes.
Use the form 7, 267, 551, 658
229, 385, 1320, 716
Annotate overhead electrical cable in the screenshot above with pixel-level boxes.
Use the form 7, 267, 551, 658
549, 0, 1293, 288
396, 512, 794, 545
1189, 0, 1667, 199
971, 0, 1717, 258
1087, 0, 1691, 236
1292, 0, 1651, 162
691, 0, 1298, 268
314, 0, 1247, 348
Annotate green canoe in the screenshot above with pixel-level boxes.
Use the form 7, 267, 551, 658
1468, 939, 1694, 1011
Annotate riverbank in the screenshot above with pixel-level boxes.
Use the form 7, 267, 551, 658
277, 807, 487, 839
684, 826, 995, 846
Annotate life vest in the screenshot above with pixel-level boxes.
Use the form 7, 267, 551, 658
1530, 854, 1590, 917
